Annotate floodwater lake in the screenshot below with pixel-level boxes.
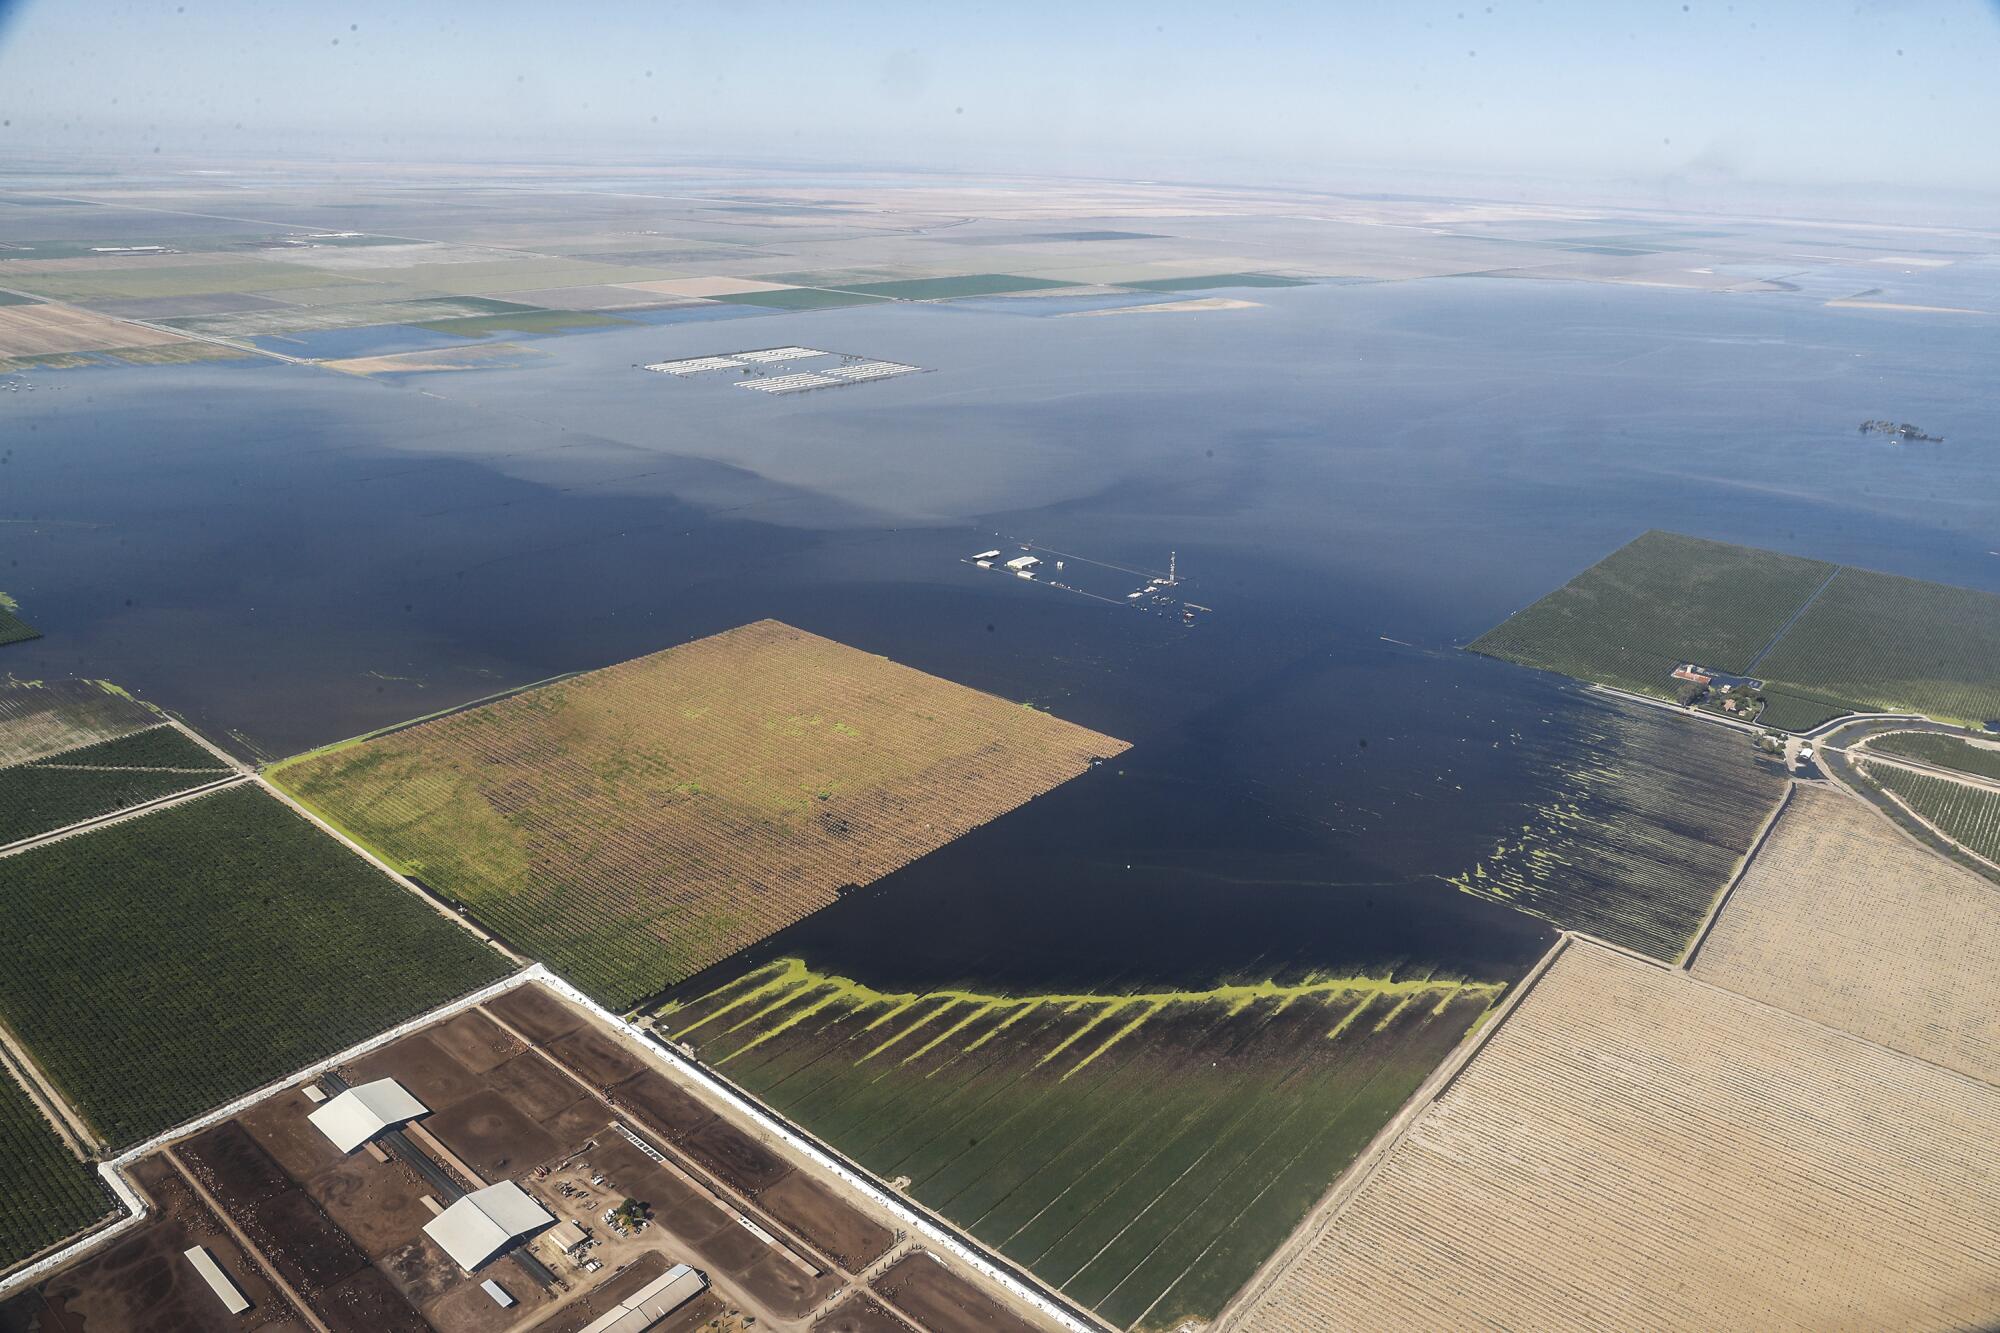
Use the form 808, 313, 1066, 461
5, 273, 1997, 996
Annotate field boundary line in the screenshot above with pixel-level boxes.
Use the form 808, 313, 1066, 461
253, 774, 529, 964
537, 973, 1112, 1333
1844, 748, 2000, 797
1742, 564, 1843, 674
1582, 681, 1764, 736
1680, 780, 1795, 969
0, 772, 247, 860
260, 668, 589, 776
1854, 770, 2000, 881
163, 714, 255, 772
1212, 934, 1573, 1332
0, 967, 531, 1300
0, 1019, 97, 1156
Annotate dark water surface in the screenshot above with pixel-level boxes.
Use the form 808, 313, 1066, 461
5, 275, 1995, 992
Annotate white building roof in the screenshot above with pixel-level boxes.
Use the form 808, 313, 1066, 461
307, 1078, 428, 1153
424, 1181, 554, 1271
578, 1264, 707, 1333
183, 1246, 249, 1314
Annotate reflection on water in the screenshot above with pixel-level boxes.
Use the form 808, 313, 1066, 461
4, 277, 1995, 987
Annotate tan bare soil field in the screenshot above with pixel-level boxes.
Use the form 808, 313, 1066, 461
1690, 783, 2000, 1084
619, 275, 796, 297
0, 302, 185, 356
271, 620, 1127, 1006
1229, 940, 2000, 1332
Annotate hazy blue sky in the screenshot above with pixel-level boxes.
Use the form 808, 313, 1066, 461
2, 1, 1996, 196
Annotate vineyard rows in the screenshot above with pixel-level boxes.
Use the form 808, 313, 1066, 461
1866, 730, 2000, 783
1690, 784, 2000, 1086
0, 1070, 111, 1272
0, 723, 234, 846
0, 678, 159, 767
1754, 568, 2000, 728
1233, 942, 2000, 1332
272, 621, 1126, 1007
1860, 762, 2000, 866
0, 784, 512, 1146
1470, 530, 1833, 687
661, 957, 1500, 1330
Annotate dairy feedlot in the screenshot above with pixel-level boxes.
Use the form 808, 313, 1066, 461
270, 620, 1127, 1008
1226, 941, 2000, 1332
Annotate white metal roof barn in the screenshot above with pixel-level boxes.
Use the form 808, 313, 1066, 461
423, 1181, 555, 1271
306, 1078, 429, 1153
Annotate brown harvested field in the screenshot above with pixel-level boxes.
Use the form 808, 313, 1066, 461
270, 620, 1129, 1006
758, 1173, 895, 1271
875, 1251, 1045, 1333
0, 1154, 303, 1333
1227, 940, 2000, 1332
0, 302, 186, 356
1689, 783, 2000, 1084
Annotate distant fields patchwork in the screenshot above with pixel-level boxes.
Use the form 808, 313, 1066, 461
269, 620, 1128, 1008
0, 784, 512, 1145
710, 286, 894, 310
1448, 690, 1786, 959
659, 958, 1504, 1331
1118, 273, 1310, 292
1472, 530, 2000, 729
826, 274, 1073, 300
2, 260, 371, 302
0, 1073, 110, 1271
1230, 941, 2000, 1332
1857, 763, 2000, 865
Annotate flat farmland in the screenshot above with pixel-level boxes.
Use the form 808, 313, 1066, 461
0, 1069, 112, 1272
1473, 531, 2000, 729
1753, 568, 2000, 727
0, 784, 512, 1145
1689, 783, 2000, 1084
2, 259, 371, 301
0, 301, 186, 356
1857, 762, 2000, 865
269, 620, 1127, 1007
0, 721, 234, 847
1866, 730, 2000, 782
1470, 530, 1835, 691
658, 956, 1505, 1330
1228, 941, 2000, 1332
0, 678, 161, 766
1447, 690, 1787, 959
826, 274, 1073, 300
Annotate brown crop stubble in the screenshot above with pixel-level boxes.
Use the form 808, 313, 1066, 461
272, 621, 1129, 1008
1228, 941, 2000, 1332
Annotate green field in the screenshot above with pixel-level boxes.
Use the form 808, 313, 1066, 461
0, 291, 40, 306
0, 722, 234, 845
1752, 568, 2000, 728
1470, 531, 1835, 694
1867, 732, 2000, 782
826, 274, 1074, 300
1119, 273, 1310, 292
413, 307, 630, 337
1448, 690, 1787, 959
0, 594, 36, 647
3, 261, 371, 302
711, 286, 894, 310
1471, 532, 2000, 730
356, 258, 675, 296
1859, 764, 2000, 864
163, 294, 542, 339
0, 784, 512, 1145
659, 958, 1503, 1331
0, 1073, 111, 1271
